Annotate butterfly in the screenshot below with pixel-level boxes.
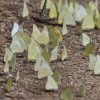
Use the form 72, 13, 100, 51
74, 4, 87, 22
82, 14, 95, 30
34, 55, 53, 79
46, 76, 58, 90
49, 1, 57, 18
82, 33, 91, 46
94, 55, 100, 74
61, 45, 67, 61
11, 22, 19, 37
63, 11, 76, 26
50, 46, 58, 61
28, 38, 41, 60
22, 1, 29, 17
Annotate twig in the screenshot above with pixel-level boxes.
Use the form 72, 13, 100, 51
31, 16, 62, 26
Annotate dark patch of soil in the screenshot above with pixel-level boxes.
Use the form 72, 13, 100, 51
0, 0, 100, 100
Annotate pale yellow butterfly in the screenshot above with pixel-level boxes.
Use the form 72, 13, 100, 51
22, 1, 29, 17
50, 46, 58, 61
62, 22, 68, 35
38, 57, 53, 79
32, 24, 41, 41
82, 14, 95, 30
46, 76, 58, 90
89, 54, 96, 70
49, 1, 57, 18
28, 38, 41, 60
61, 45, 67, 61
82, 33, 91, 46
4, 47, 13, 62
40, 0, 51, 9
38, 26, 49, 45
94, 55, 100, 74
63, 11, 76, 26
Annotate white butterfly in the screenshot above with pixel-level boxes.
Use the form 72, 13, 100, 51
74, 4, 87, 22
11, 22, 19, 37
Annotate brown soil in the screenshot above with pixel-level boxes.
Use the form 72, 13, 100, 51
0, 0, 100, 100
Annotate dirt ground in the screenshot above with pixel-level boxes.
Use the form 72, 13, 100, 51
0, 0, 100, 100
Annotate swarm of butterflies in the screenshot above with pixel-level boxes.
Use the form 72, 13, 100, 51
23, 0, 100, 31
3, 0, 100, 99
4, 22, 68, 91
24, 0, 100, 76
40, 0, 100, 33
